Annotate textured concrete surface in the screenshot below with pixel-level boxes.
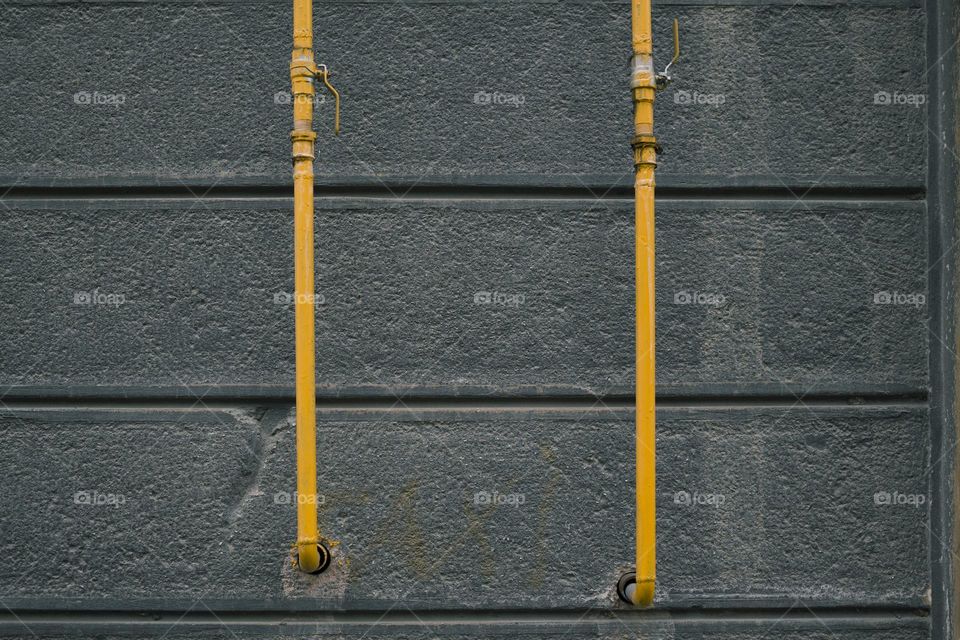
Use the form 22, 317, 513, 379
0, 0, 938, 635
0, 199, 927, 396
0, 2, 925, 188
0, 406, 929, 611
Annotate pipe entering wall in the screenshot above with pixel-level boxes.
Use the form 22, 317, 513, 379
296, 542, 331, 574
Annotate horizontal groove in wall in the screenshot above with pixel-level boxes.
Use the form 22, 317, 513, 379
0, 0, 925, 7
0, 183, 927, 204
0, 606, 930, 626
0, 387, 929, 410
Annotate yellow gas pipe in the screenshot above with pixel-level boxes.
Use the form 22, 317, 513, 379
630, 2, 677, 607
290, 0, 338, 574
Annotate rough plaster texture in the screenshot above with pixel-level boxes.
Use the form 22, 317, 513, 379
0, 200, 928, 395
0, 407, 930, 610
0, 2, 926, 187
0, 0, 936, 637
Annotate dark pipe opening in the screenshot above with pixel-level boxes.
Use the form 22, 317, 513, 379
617, 571, 637, 603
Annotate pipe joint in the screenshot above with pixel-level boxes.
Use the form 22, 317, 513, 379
631, 134, 659, 170
291, 130, 316, 161
631, 133, 659, 149
630, 54, 656, 90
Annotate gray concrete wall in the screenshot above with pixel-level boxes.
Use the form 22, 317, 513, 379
0, 0, 949, 638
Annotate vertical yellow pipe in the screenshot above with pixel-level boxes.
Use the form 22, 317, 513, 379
631, 0, 657, 607
291, 0, 322, 574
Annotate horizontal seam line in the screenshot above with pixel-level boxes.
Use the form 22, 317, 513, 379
0, 393, 930, 410
0, 185, 927, 203
0, 607, 931, 625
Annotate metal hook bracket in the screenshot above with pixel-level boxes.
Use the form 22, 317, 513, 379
315, 64, 341, 135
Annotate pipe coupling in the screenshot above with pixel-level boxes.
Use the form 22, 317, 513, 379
631, 134, 660, 169
291, 130, 317, 161
630, 53, 656, 90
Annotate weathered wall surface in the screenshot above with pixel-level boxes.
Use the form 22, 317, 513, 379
0, 0, 942, 638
